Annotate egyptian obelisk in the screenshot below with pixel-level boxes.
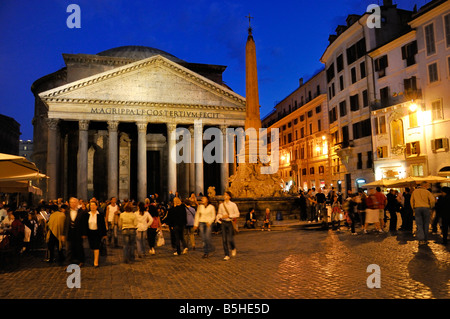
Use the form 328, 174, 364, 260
226, 16, 284, 198
245, 15, 261, 131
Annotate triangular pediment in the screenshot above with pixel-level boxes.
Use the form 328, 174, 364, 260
39, 55, 245, 109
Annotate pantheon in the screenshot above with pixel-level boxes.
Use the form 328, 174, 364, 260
31, 46, 246, 202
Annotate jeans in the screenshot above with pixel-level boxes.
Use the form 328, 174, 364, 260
172, 225, 187, 255
122, 229, 136, 262
107, 222, 118, 247
221, 221, 236, 257
414, 207, 431, 242
184, 226, 196, 249
199, 222, 213, 254
136, 230, 146, 255
147, 228, 157, 249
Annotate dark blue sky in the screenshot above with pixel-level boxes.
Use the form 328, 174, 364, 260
0, 0, 422, 141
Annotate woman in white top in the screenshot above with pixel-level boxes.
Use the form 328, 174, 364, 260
193, 196, 216, 258
82, 200, 107, 267
135, 202, 152, 257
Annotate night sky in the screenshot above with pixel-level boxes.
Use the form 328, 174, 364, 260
0, 0, 422, 141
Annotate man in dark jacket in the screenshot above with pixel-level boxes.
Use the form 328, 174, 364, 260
436, 187, 450, 245
62, 197, 86, 266
167, 197, 188, 255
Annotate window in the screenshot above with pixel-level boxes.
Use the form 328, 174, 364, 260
409, 110, 418, 128
342, 126, 349, 147
428, 63, 438, 83
337, 54, 344, 72
360, 61, 366, 79
307, 110, 313, 118
310, 167, 315, 175
445, 14, 450, 47
431, 138, 449, 152
318, 120, 321, 132
316, 105, 321, 113
287, 133, 292, 143
329, 107, 337, 124
425, 23, 436, 55
374, 116, 386, 135
300, 127, 304, 138
327, 63, 335, 83
391, 119, 404, 147
301, 147, 305, 159
339, 75, 344, 91
302, 168, 307, 176
351, 67, 357, 84
377, 146, 388, 159
331, 130, 339, 145
347, 38, 366, 65
339, 100, 347, 117
431, 99, 443, 121
300, 115, 305, 122
319, 166, 325, 174
401, 41, 418, 66
406, 141, 420, 156
380, 86, 390, 107
352, 119, 371, 140
404, 76, 417, 94
374, 55, 388, 77
412, 164, 424, 177
367, 151, 373, 169
362, 90, 369, 107
350, 94, 359, 111
357, 153, 363, 169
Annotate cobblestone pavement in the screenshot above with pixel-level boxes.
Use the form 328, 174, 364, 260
0, 223, 449, 303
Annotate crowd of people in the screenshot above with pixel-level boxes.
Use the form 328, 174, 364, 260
0, 190, 242, 267
295, 182, 449, 245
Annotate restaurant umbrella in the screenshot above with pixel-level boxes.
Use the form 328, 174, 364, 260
363, 179, 398, 187
0, 153, 48, 182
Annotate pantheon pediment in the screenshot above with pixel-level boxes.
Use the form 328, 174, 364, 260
39, 55, 246, 124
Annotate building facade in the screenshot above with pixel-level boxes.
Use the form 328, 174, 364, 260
371, 0, 450, 180
320, 0, 414, 193
262, 70, 330, 192
32, 46, 246, 202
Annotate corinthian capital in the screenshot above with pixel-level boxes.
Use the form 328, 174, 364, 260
79, 120, 90, 131
46, 118, 59, 130
107, 120, 119, 132
136, 121, 148, 133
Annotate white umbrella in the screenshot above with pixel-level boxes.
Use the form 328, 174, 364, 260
0, 153, 48, 182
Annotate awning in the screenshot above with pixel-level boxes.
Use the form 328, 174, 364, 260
0, 153, 48, 182
0, 180, 43, 195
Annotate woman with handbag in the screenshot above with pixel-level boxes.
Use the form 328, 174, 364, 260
135, 202, 152, 258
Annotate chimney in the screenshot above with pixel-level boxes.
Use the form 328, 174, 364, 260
383, 0, 393, 6
299, 78, 304, 86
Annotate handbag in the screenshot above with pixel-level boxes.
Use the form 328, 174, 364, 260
156, 230, 165, 247
100, 238, 107, 256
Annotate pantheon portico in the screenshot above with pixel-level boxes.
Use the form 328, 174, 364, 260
31, 46, 246, 202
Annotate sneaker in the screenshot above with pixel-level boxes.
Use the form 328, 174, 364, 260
231, 249, 237, 257
223, 256, 230, 261
182, 248, 188, 255
173, 252, 179, 256
351, 232, 358, 235
363, 229, 368, 234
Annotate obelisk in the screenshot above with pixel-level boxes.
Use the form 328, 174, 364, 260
226, 16, 284, 198
245, 15, 261, 131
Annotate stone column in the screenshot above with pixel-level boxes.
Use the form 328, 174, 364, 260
188, 126, 195, 194
220, 125, 229, 194
77, 120, 89, 200
194, 121, 204, 196
46, 118, 59, 200
136, 122, 147, 202
167, 122, 177, 195
107, 121, 119, 199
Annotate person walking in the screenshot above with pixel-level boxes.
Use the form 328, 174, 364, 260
167, 197, 188, 256
105, 197, 120, 248
45, 205, 66, 265
364, 189, 383, 233
330, 195, 342, 231
184, 199, 196, 251
386, 189, 399, 234
118, 203, 138, 263
436, 186, 450, 245
411, 181, 435, 245
135, 202, 152, 258
400, 187, 413, 232
193, 196, 216, 258
147, 199, 160, 255
63, 197, 86, 266
261, 208, 271, 231
315, 188, 327, 228
375, 187, 387, 230
82, 200, 107, 267
216, 191, 240, 261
